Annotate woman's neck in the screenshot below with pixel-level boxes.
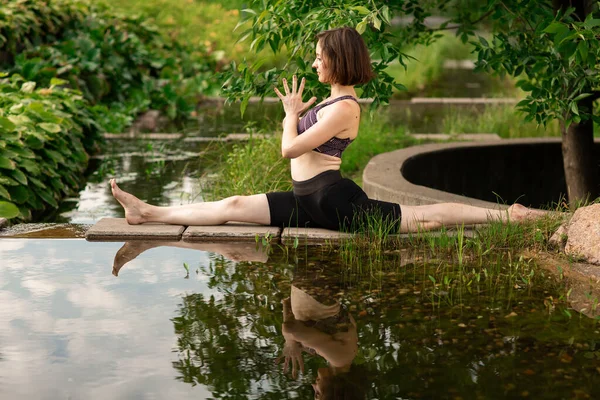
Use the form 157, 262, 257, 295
329, 83, 356, 99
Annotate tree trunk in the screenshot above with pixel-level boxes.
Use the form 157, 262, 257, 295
561, 97, 600, 206
556, 0, 599, 207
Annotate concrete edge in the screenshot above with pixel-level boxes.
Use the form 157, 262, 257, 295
363, 138, 567, 209
85, 233, 184, 242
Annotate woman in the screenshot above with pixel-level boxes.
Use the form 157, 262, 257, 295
277, 285, 367, 400
110, 27, 542, 232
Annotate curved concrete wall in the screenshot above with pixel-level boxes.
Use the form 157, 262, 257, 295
363, 138, 600, 209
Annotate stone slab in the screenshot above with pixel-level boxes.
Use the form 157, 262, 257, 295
183, 224, 281, 242
282, 227, 354, 245
0, 218, 7, 230
85, 218, 185, 241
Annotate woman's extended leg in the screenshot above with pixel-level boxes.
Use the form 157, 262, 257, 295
110, 179, 271, 226
399, 203, 546, 233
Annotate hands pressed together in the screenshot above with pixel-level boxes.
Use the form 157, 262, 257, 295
274, 75, 317, 117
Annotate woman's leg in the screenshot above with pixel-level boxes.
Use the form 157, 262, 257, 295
399, 203, 546, 233
110, 179, 271, 225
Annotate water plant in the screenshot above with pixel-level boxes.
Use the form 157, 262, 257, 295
442, 104, 561, 138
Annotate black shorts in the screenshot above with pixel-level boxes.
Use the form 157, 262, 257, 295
265, 170, 402, 232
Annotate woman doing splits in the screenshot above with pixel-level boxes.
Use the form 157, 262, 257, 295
110, 27, 544, 233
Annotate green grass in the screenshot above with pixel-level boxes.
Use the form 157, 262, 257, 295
110, 0, 287, 69
202, 134, 291, 201
441, 104, 561, 138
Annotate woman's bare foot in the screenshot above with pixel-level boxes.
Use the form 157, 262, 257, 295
110, 179, 150, 225
507, 203, 548, 222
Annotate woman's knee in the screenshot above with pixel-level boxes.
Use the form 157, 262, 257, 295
221, 195, 244, 212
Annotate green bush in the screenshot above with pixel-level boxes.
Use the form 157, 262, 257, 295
1, 0, 220, 133
0, 74, 95, 220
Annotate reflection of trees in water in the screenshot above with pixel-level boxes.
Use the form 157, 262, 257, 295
170, 255, 315, 398
171, 253, 600, 399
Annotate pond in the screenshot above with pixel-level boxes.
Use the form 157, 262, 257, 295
1, 238, 599, 399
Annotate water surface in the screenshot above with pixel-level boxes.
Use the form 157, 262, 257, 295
1, 239, 599, 399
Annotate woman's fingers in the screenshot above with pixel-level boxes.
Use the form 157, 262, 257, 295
273, 87, 284, 100
298, 77, 305, 95
292, 75, 297, 94
283, 78, 290, 95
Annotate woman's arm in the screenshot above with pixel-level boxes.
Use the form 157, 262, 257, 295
281, 101, 357, 158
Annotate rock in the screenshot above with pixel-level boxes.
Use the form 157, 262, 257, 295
563, 204, 600, 265
549, 224, 568, 251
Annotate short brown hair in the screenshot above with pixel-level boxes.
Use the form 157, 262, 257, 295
316, 27, 374, 86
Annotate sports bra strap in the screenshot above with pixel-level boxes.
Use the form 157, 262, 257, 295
314, 95, 359, 111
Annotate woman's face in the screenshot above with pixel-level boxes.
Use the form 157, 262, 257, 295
312, 41, 330, 84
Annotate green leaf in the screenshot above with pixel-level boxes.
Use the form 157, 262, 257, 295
20, 81, 36, 93
35, 188, 58, 208
356, 20, 367, 35
352, 6, 371, 15
381, 5, 390, 25
19, 159, 41, 175
577, 40, 589, 62
0, 176, 18, 186
571, 101, 579, 115
0, 157, 16, 170
0, 201, 19, 219
0, 117, 16, 132
372, 16, 381, 31
7, 145, 35, 159
573, 93, 592, 102
50, 78, 68, 87
9, 169, 27, 185
544, 22, 565, 33
38, 123, 62, 133
0, 184, 10, 200
28, 176, 47, 189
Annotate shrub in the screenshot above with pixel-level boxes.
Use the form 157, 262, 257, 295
0, 74, 95, 220
1, 0, 220, 133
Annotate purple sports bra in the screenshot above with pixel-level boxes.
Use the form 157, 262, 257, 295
297, 95, 358, 158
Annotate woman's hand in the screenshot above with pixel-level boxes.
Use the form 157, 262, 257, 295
276, 339, 305, 378
274, 75, 317, 117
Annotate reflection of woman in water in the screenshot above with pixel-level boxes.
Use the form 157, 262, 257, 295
278, 285, 367, 400
109, 27, 544, 234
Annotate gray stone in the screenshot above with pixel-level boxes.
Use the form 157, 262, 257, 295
281, 227, 354, 245
183, 224, 280, 242
104, 133, 182, 140
409, 133, 501, 141
0, 218, 7, 230
86, 218, 185, 241
563, 204, 600, 265
410, 97, 518, 104
548, 224, 568, 251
